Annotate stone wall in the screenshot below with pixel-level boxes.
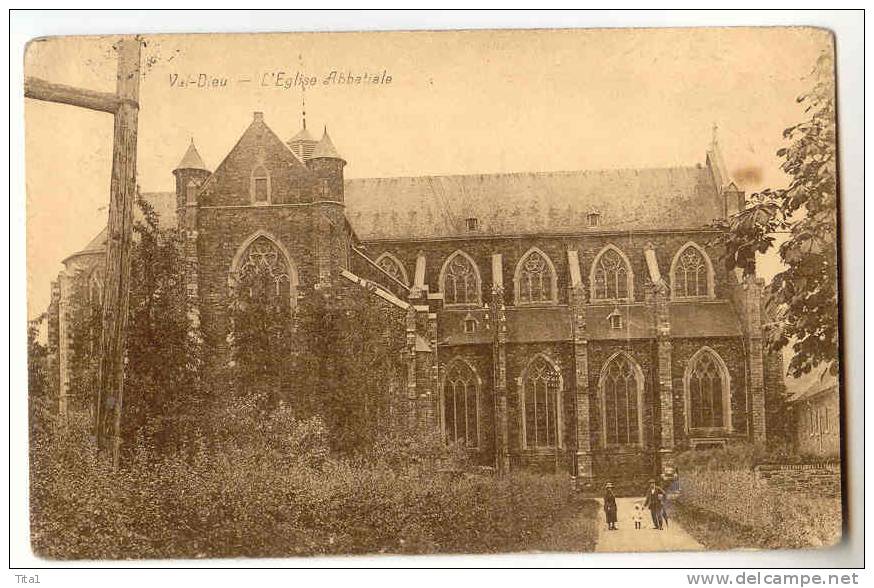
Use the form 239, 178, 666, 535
753, 462, 841, 498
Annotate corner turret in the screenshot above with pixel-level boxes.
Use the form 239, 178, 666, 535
172, 139, 211, 215
308, 127, 346, 203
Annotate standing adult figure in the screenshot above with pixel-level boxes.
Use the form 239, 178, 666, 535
604, 482, 618, 530
643, 478, 666, 530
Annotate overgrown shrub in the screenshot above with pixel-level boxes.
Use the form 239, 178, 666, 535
31, 410, 584, 559
672, 447, 842, 550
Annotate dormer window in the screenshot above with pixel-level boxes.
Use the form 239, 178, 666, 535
466, 217, 479, 232
251, 165, 270, 204
587, 210, 601, 228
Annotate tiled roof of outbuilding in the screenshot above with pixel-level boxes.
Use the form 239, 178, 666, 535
344, 165, 723, 241
787, 372, 839, 403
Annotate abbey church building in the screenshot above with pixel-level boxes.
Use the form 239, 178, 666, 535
46, 111, 782, 486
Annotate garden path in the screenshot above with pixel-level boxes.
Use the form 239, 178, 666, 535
593, 497, 704, 553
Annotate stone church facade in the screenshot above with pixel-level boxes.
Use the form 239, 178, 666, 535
45, 111, 776, 485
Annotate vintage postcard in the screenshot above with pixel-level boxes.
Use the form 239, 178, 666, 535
24, 26, 842, 560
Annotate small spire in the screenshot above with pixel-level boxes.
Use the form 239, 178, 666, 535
298, 52, 308, 130
711, 122, 719, 149
174, 138, 208, 172
302, 86, 307, 130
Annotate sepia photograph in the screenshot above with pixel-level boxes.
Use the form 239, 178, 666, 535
16, 14, 857, 569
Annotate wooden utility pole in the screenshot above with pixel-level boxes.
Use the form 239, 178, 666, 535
26, 36, 142, 468
97, 37, 141, 468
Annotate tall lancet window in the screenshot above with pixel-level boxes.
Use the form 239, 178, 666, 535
686, 348, 730, 430
523, 355, 562, 448
671, 243, 713, 299
600, 352, 644, 447
442, 359, 480, 447
236, 236, 292, 306
591, 246, 633, 301
251, 164, 270, 203
515, 248, 558, 305
441, 251, 481, 306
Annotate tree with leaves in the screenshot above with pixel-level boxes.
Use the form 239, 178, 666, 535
64, 195, 200, 456
294, 285, 407, 454
228, 279, 407, 456
123, 196, 202, 453
28, 316, 54, 443
714, 50, 838, 379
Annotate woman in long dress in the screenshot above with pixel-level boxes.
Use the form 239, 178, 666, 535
604, 482, 618, 530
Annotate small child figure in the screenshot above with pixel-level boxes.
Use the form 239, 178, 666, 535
632, 502, 644, 530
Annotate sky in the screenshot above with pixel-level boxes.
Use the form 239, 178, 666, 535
24, 27, 832, 318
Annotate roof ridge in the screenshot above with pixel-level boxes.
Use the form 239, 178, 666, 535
344, 164, 707, 183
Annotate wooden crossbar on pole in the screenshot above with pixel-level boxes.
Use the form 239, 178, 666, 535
25, 36, 142, 469
24, 77, 122, 114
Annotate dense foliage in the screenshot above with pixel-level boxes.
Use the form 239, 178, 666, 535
63, 196, 200, 454
672, 447, 841, 549
228, 280, 408, 455
30, 196, 598, 559
713, 51, 838, 379
28, 317, 54, 448
30, 410, 584, 559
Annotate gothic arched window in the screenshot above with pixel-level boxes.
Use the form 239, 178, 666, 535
671, 242, 714, 299
522, 354, 562, 448
375, 252, 409, 286
514, 247, 558, 305
251, 164, 271, 203
591, 245, 633, 301
685, 347, 731, 430
440, 251, 481, 307
599, 352, 644, 447
231, 233, 297, 307
442, 359, 480, 447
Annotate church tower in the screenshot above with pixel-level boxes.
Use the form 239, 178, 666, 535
307, 127, 348, 283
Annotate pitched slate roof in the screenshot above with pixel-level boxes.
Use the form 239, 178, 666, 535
63, 191, 177, 264
73, 148, 727, 259
344, 165, 723, 241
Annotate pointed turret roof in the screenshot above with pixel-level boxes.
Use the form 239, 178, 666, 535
290, 127, 316, 143
288, 125, 318, 161
174, 139, 208, 172
311, 127, 344, 161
